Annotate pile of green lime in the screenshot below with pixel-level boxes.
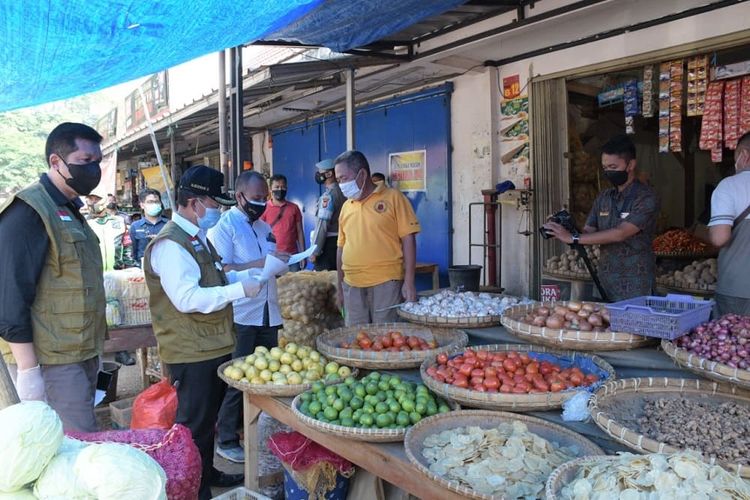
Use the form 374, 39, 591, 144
297, 371, 452, 429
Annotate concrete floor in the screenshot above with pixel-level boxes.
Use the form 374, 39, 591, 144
101, 354, 246, 498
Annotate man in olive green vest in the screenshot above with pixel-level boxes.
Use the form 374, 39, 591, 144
144, 165, 262, 500
0, 122, 106, 432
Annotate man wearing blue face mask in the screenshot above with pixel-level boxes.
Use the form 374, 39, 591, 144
144, 165, 263, 498
0, 122, 106, 432
129, 188, 169, 265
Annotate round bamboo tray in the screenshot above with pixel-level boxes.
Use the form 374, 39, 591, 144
217, 359, 358, 397
662, 339, 750, 390
543, 269, 592, 282
589, 377, 750, 477
501, 302, 653, 351
316, 323, 468, 370
404, 410, 604, 500
397, 308, 501, 328
545, 456, 620, 500
290, 393, 459, 443
420, 344, 615, 411
655, 279, 716, 296
655, 251, 717, 259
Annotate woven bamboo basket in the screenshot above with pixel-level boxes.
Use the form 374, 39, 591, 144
501, 302, 653, 351
397, 308, 501, 328
316, 323, 468, 369
655, 280, 716, 296
589, 377, 750, 477
420, 344, 615, 411
403, 410, 604, 500
289, 393, 459, 443
654, 251, 718, 259
217, 360, 358, 397
543, 270, 592, 282
661, 339, 750, 390
545, 456, 621, 500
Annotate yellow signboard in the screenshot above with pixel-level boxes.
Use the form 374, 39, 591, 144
388, 150, 426, 192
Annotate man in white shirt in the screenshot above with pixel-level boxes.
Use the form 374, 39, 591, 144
709, 132, 750, 316
209, 170, 286, 463
144, 165, 261, 499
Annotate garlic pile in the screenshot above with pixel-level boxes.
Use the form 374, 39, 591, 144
401, 291, 527, 318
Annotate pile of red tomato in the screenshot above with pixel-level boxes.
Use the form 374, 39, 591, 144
341, 331, 438, 352
425, 348, 600, 394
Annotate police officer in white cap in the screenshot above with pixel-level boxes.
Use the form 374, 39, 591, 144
311, 159, 345, 271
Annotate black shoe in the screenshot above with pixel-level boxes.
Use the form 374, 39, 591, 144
209, 470, 244, 488
115, 351, 136, 366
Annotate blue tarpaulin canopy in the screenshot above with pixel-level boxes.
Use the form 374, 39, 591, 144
265, 0, 466, 54
0, 0, 466, 112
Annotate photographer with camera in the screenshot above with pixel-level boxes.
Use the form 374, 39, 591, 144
543, 135, 660, 301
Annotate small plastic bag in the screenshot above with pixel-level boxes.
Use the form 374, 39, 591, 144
131, 379, 178, 430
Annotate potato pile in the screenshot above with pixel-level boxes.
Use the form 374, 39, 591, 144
658, 259, 717, 290
545, 246, 600, 276
277, 271, 343, 347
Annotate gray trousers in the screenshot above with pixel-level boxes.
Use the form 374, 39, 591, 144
715, 293, 750, 317
9, 357, 99, 432
343, 280, 403, 327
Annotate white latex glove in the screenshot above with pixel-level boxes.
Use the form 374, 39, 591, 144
15, 365, 46, 401
241, 278, 262, 298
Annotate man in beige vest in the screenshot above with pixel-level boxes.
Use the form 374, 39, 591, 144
0, 122, 106, 432
144, 165, 261, 499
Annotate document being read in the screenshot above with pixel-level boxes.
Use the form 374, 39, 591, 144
253, 245, 317, 282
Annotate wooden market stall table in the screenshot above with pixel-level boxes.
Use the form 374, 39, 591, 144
103, 325, 158, 389
240, 324, 701, 496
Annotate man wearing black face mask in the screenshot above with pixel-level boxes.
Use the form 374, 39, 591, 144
261, 174, 306, 271
207, 171, 288, 464
543, 134, 660, 301
0, 122, 107, 432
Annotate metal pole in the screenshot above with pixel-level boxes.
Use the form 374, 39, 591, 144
169, 132, 177, 199
229, 46, 245, 187
137, 87, 173, 209
218, 50, 229, 189
345, 68, 355, 150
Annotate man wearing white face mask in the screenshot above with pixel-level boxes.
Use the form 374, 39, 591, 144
144, 165, 262, 498
334, 150, 421, 326
208, 170, 288, 463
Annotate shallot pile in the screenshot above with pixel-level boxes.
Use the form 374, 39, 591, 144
518, 301, 611, 332
674, 314, 750, 369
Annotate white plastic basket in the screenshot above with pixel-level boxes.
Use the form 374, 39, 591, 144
211, 487, 271, 500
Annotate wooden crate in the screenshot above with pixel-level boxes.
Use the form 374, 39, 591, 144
109, 396, 136, 429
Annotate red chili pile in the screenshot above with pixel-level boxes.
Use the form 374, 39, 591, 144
652, 228, 714, 254
341, 331, 437, 352
425, 349, 600, 394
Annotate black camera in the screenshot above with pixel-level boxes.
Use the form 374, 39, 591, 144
540, 209, 577, 239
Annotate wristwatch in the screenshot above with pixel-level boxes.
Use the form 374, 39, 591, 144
571, 234, 580, 245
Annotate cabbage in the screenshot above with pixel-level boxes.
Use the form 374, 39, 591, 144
0, 489, 37, 499
0, 402, 63, 493
74, 443, 167, 500
33, 445, 92, 500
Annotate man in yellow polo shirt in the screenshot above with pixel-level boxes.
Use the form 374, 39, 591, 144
334, 150, 420, 326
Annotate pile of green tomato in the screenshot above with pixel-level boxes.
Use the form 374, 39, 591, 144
297, 372, 452, 429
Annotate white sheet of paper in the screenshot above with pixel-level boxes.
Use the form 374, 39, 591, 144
287, 244, 317, 265
254, 254, 289, 283
94, 389, 106, 407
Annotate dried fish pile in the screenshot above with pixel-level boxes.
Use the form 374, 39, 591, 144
638, 397, 750, 465
560, 451, 750, 500
421, 421, 577, 498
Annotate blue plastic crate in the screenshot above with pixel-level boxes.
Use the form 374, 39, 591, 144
607, 294, 714, 340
